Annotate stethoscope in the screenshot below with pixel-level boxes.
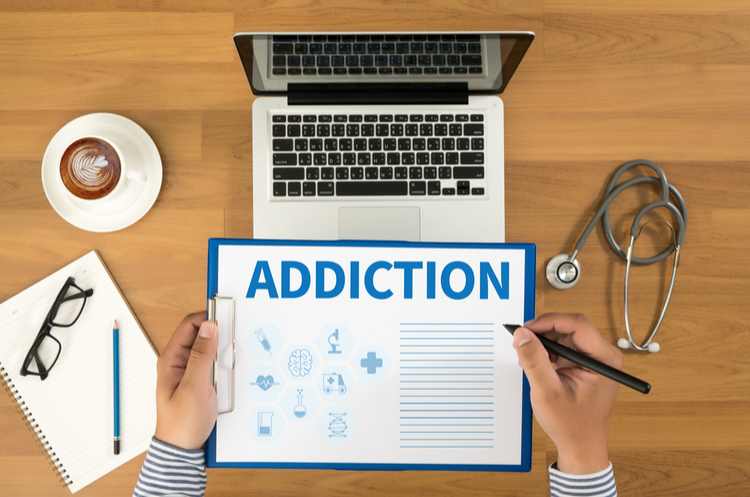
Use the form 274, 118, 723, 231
545, 160, 687, 353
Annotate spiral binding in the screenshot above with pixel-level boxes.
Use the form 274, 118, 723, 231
0, 363, 73, 488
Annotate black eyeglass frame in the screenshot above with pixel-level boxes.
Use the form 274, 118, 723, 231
19, 276, 94, 381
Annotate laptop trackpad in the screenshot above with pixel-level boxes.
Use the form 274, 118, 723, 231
339, 207, 420, 241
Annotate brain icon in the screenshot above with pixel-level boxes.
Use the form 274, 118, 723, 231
288, 349, 313, 377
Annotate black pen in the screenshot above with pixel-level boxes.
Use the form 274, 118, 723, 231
504, 324, 651, 394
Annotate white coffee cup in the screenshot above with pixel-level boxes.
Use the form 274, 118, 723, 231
58, 134, 147, 202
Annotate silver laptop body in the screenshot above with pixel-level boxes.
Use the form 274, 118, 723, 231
235, 31, 534, 242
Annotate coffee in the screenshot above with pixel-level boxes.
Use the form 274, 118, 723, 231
60, 137, 122, 200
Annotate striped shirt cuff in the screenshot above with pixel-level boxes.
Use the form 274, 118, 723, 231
549, 462, 617, 497
133, 437, 207, 497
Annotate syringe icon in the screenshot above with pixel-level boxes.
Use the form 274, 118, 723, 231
255, 329, 272, 356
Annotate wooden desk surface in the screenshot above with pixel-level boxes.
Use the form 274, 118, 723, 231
1, 1, 748, 495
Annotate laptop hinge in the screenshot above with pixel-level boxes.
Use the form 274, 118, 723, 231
287, 83, 469, 106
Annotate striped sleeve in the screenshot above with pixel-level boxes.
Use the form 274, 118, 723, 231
133, 437, 207, 497
549, 462, 617, 497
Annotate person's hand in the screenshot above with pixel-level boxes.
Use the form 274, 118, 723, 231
512, 313, 623, 474
154, 312, 218, 450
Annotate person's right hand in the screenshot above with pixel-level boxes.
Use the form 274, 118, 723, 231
512, 313, 623, 474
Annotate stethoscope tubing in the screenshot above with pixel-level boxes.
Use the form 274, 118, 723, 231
570, 160, 687, 265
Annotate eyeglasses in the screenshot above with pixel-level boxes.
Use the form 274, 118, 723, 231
19, 277, 94, 381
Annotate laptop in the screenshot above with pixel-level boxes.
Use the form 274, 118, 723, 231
234, 31, 534, 242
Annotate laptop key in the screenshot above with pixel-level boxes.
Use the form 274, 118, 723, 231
295, 138, 308, 151
273, 153, 297, 166
334, 114, 348, 122
321, 167, 334, 180
383, 138, 397, 150
273, 167, 304, 180
273, 182, 286, 196
303, 68, 316, 75
379, 67, 393, 74
469, 67, 482, 74
425, 67, 438, 74
336, 167, 349, 180
273, 139, 293, 151
464, 123, 484, 136
334, 67, 348, 75
454, 166, 485, 178
273, 55, 286, 66
365, 167, 378, 179
318, 182, 334, 196
442, 187, 456, 195
337, 181, 408, 196
409, 181, 426, 195
306, 167, 320, 180
314, 153, 326, 165
472, 187, 485, 195
273, 43, 294, 54
459, 153, 484, 165
272, 124, 285, 137
428, 181, 441, 195
394, 67, 408, 74
299, 153, 312, 165
350, 166, 364, 179
303, 182, 316, 196
288, 182, 301, 196
454, 67, 468, 74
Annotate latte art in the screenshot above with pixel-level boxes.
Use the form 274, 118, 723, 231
71, 151, 112, 186
60, 138, 121, 200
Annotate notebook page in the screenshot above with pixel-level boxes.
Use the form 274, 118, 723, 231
0, 251, 157, 493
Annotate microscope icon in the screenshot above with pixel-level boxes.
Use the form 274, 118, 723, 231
328, 328, 342, 355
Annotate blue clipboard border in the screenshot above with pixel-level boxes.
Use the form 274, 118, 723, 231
205, 238, 535, 472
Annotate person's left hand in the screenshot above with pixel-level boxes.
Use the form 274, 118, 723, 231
154, 312, 218, 450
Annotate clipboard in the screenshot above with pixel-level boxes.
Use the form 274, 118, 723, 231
205, 238, 535, 472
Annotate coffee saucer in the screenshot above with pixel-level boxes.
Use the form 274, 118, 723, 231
42, 113, 163, 232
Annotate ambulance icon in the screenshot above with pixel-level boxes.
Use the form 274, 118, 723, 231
323, 373, 347, 395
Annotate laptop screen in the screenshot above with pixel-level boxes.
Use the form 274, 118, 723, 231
234, 32, 534, 96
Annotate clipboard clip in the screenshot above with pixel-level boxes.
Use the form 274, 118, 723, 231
208, 295, 235, 415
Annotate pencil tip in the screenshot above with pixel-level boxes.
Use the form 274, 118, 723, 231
114, 320, 119, 329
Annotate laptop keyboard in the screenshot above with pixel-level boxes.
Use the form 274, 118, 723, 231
270, 112, 486, 198
271, 35, 483, 77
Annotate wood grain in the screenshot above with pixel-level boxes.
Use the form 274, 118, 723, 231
0, 0, 749, 495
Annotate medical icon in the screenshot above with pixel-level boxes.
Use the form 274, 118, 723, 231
360, 351, 383, 374
315, 325, 354, 361
258, 412, 273, 437
293, 389, 308, 419
255, 329, 272, 356
250, 375, 279, 392
352, 345, 391, 382
288, 348, 313, 377
323, 373, 347, 395
327, 412, 348, 438
328, 328, 342, 355
244, 325, 285, 363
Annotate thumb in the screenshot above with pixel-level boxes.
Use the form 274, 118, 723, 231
182, 321, 219, 390
513, 327, 562, 395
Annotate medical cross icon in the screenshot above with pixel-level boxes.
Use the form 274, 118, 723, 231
360, 351, 383, 374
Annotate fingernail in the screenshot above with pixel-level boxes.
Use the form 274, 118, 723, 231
199, 321, 215, 339
514, 327, 531, 347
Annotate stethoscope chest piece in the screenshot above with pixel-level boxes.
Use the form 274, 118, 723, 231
546, 254, 581, 290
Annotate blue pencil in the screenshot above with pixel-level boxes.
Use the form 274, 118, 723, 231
113, 320, 120, 455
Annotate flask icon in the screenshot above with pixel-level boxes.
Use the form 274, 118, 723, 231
293, 389, 308, 419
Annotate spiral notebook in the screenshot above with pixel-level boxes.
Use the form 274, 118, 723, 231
0, 251, 158, 493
